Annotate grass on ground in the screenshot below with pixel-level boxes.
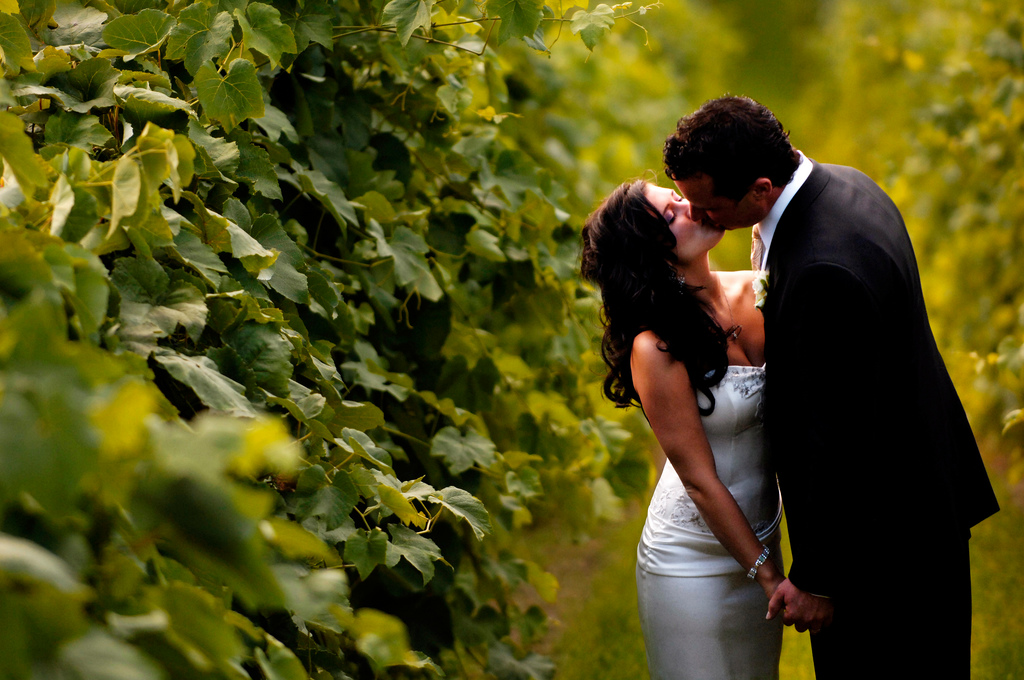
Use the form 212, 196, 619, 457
538, 476, 1023, 679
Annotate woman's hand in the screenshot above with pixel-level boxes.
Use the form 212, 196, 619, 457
755, 559, 786, 601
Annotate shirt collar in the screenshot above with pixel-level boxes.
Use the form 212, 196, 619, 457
755, 151, 812, 270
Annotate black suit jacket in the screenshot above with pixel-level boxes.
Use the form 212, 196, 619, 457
762, 162, 999, 597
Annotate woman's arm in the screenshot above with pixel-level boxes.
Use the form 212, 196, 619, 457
631, 331, 783, 598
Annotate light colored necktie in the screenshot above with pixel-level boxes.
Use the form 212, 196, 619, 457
751, 224, 765, 271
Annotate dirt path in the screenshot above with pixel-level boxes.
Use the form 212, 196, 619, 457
514, 502, 646, 657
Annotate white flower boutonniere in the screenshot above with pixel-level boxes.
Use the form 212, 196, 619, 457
753, 270, 769, 310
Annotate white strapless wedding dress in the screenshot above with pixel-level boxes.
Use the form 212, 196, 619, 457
636, 365, 783, 680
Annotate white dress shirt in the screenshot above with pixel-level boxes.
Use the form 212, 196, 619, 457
754, 151, 813, 270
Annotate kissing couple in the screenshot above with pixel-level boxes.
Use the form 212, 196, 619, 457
580, 96, 1000, 679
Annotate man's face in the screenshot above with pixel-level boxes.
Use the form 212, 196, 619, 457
673, 173, 770, 230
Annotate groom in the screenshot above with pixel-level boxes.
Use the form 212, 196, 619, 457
663, 96, 999, 677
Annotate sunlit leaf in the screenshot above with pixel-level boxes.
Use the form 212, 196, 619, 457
486, 0, 542, 44
56, 629, 164, 680
43, 111, 113, 150
234, 3, 296, 69
355, 190, 396, 223
166, 0, 233, 75
327, 400, 385, 432
275, 565, 349, 634
381, 0, 430, 46
0, 534, 84, 593
569, 4, 614, 50
262, 516, 330, 559
255, 639, 308, 680
377, 485, 424, 527
102, 9, 175, 60
110, 155, 142, 233
429, 486, 491, 540
43, 1, 107, 49
334, 608, 410, 669
466, 229, 507, 262
195, 59, 265, 132
0, 11, 34, 73
0, 110, 47, 191
153, 350, 257, 417
33, 45, 71, 78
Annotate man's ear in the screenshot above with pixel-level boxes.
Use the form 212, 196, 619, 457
750, 177, 774, 198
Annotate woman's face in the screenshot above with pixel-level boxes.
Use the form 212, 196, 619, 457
643, 184, 725, 264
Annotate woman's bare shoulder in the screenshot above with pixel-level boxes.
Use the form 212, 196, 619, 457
631, 330, 666, 360
631, 330, 692, 400
631, 330, 686, 376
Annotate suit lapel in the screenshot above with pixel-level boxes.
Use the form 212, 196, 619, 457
762, 163, 831, 323
765, 161, 831, 274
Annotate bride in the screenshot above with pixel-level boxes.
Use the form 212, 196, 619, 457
580, 180, 789, 679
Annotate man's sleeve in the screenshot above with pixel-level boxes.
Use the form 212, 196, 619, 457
775, 261, 892, 596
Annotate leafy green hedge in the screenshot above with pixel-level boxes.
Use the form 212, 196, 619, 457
788, 0, 1024, 481
0, 0, 658, 678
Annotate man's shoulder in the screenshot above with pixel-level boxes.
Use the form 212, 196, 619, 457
810, 162, 891, 203
778, 163, 912, 278
793, 162, 903, 234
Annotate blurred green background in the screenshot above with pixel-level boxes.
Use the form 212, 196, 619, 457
529, 0, 1024, 676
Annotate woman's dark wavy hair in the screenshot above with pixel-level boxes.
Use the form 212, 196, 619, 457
663, 95, 800, 201
580, 180, 735, 415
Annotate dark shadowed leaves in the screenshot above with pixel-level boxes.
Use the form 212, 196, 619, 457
487, 641, 556, 680
386, 525, 443, 585
430, 426, 497, 475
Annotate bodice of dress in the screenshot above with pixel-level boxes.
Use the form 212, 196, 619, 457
638, 365, 782, 577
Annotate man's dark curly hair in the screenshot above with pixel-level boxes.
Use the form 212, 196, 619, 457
663, 96, 800, 201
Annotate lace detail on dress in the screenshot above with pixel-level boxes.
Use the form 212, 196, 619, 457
724, 366, 765, 399
649, 480, 713, 535
645, 366, 768, 538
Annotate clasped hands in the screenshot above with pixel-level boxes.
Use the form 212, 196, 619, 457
766, 579, 834, 634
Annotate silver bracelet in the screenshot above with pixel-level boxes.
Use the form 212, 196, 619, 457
746, 544, 770, 580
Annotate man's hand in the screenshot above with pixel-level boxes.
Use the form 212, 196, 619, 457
766, 579, 834, 634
